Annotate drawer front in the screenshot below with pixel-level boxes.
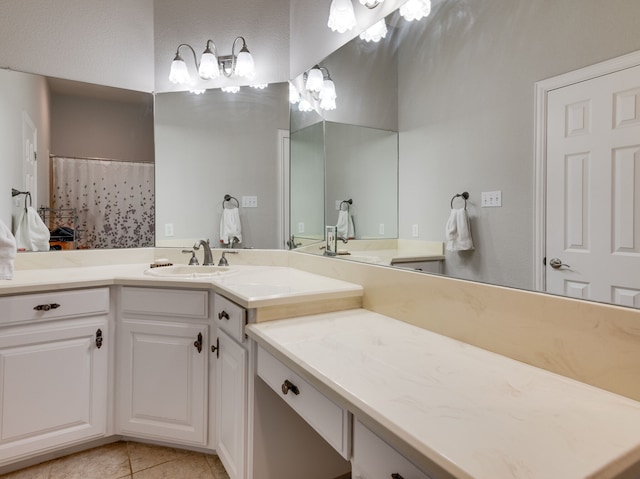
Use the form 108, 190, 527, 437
214, 294, 246, 343
257, 346, 350, 459
121, 287, 208, 319
352, 420, 432, 479
0, 288, 109, 324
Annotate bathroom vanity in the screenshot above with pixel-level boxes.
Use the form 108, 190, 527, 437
0, 248, 640, 479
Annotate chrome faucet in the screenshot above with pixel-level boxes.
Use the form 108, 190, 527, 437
193, 239, 214, 266
218, 250, 238, 266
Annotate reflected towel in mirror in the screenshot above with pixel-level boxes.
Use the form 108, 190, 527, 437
15, 207, 50, 252
336, 209, 355, 241
445, 208, 474, 251
220, 207, 242, 245
0, 219, 17, 280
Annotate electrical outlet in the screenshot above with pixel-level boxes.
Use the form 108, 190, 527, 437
164, 223, 174, 237
379, 223, 385, 235
412, 224, 419, 237
297, 222, 305, 233
481, 190, 502, 207
242, 196, 258, 208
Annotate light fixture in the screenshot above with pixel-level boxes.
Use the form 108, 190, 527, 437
189, 89, 206, 95
221, 86, 240, 93
299, 66, 338, 111
359, 19, 388, 42
399, 0, 431, 21
328, 0, 357, 33
289, 82, 301, 104
359, 0, 384, 8
249, 83, 268, 89
169, 36, 256, 86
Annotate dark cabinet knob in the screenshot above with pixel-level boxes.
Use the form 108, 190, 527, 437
281, 379, 300, 396
218, 311, 230, 320
34, 303, 60, 311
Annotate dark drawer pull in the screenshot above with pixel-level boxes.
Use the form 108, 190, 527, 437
194, 332, 203, 353
281, 379, 300, 396
391, 474, 404, 479
33, 303, 60, 312
218, 310, 230, 320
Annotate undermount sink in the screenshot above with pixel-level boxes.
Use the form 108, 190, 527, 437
144, 265, 231, 278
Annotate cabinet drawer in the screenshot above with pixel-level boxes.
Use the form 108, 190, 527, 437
0, 288, 109, 324
214, 294, 246, 343
121, 287, 208, 319
257, 346, 350, 459
352, 420, 432, 479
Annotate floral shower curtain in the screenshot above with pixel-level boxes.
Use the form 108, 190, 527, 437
51, 156, 155, 249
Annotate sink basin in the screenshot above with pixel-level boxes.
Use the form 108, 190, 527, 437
144, 265, 231, 278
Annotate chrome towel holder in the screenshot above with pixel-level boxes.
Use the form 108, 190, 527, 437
11, 188, 32, 211
450, 192, 469, 209
339, 198, 353, 211
222, 194, 239, 209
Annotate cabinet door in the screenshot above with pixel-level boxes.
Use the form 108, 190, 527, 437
215, 330, 247, 479
117, 319, 208, 445
0, 318, 108, 464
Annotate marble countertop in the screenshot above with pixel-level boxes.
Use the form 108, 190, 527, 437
247, 309, 640, 479
0, 264, 363, 310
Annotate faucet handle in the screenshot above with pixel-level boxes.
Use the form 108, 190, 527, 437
182, 249, 199, 265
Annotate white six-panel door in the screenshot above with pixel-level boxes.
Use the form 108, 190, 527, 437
546, 64, 640, 307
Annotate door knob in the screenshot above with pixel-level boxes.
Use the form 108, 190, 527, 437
549, 258, 570, 269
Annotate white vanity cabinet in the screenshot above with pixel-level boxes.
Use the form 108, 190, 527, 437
0, 288, 109, 465
116, 287, 210, 446
214, 294, 248, 479
352, 420, 433, 479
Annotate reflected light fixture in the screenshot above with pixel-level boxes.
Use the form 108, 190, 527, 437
359, 0, 384, 7
298, 65, 338, 111
359, 19, 388, 42
169, 36, 256, 86
399, 0, 431, 21
289, 82, 301, 104
328, 0, 357, 33
249, 83, 268, 89
221, 86, 241, 93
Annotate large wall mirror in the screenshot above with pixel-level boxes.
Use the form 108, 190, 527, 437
289, 0, 640, 309
0, 69, 154, 251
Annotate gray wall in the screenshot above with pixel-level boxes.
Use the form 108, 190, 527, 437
0, 70, 50, 229
397, 0, 640, 289
50, 93, 154, 163
154, 84, 289, 249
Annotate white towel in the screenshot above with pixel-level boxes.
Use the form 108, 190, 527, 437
336, 210, 355, 241
219, 207, 242, 245
0, 219, 17, 280
445, 208, 474, 251
15, 207, 50, 252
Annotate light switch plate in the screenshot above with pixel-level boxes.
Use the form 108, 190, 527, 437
297, 222, 305, 233
164, 223, 174, 237
242, 196, 258, 208
481, 191, 502, 207
412, 224, 419, 237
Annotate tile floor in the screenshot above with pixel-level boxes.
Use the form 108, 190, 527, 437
0, 441, 230, 479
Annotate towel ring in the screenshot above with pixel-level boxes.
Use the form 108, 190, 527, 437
339, 199, 353, 211
222, 194, 239, 209
450, 192, 469, 210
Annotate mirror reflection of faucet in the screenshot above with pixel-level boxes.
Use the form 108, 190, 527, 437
324, 225, 338, 256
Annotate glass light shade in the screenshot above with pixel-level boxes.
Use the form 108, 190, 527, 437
198, 51, 220, 79
399, 0, 431, 21
235, 50, 256, 80
358, 0, 384, 6
189, 89, 206, 95
359, 19, 388, 42
305, 67, 324, 92
169, 57, 191, 85
328, 0, 357, 33
250, 83, 268, 89
289, 82, 301, 104
298, 98, 313, 112
221, 86, 240, 93
319, 79, 337, 111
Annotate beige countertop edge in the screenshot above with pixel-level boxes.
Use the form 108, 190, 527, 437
246, 325, 468, 479
246, 314, 640, 479
0, 265, 363, 311
389, 254, 445, 263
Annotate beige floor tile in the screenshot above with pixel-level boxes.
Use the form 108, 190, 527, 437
49, 442, 131, 479
126, 442, 198, 473
132, 455, 213, 479
0, 461, 51, 479
204, 455, 230, 479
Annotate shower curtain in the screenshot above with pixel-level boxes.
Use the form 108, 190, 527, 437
51, 156, 155, 249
